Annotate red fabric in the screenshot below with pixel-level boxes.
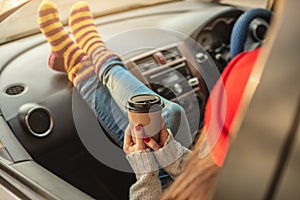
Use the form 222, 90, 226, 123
204, 48, 261, 166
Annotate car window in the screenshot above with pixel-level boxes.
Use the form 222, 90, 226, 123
220, 0, 268, 8
0, 0, 179, 44
0, 0, 269, 44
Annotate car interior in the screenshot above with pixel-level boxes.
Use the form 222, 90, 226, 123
0, 0, 299, 199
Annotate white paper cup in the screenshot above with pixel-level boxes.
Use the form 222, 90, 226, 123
126, 94, 164, 143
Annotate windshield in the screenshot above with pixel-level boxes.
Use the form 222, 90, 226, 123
0, 0, 269, 44
0, 0, 179, 44
221, 0, 268, 8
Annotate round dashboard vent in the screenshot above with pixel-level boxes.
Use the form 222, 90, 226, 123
19, 104, 54, 137
5, 84, 26, 95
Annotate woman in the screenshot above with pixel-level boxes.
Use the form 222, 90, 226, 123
38, 0, 261, 199
38, 0, 191, 198
37, 0, 191, 145
124, 47, 261, 199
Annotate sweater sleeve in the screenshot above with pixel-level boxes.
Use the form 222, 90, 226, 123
126, 149, 162, 200
154, 131, 191, 179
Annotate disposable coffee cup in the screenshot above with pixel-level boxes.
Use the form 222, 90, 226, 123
126, 94, 164, 143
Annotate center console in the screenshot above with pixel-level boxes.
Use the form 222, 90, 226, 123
125, 43, 208, 137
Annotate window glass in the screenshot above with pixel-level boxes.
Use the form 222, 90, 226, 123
220, 0, 268, 8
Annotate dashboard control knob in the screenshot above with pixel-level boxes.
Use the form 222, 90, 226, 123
157, 87, 165, 93
195, 52, 208, 63
18, 103, 54, 137
154, 52, 167, 65
174, 83, 183, 94
188, 77, 199, 87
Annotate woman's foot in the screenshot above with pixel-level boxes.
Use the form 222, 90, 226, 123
69, 2, 120, 75
38, 0, 94, 86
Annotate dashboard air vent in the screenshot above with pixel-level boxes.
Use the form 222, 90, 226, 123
5, 84, 25, 95
161, 47, 181, 62
135, 56, 158, 72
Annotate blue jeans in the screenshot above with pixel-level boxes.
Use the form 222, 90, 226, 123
76, 58, 192, 182
77, 58, 192, 147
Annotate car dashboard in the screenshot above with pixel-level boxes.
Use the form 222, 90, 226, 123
0, 1, 244, 199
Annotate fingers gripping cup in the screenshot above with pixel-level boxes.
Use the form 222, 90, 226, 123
126, 94, 164, 143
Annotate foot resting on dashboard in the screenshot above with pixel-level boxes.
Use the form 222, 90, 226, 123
69, 2, 106, 56
38, 0, 94, 86
69, 1, 122, 76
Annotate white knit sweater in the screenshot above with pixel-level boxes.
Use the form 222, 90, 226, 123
126, 132, 191, 200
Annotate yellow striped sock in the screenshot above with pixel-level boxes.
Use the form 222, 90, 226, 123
38, 0, 94, 85
69, 2, 121, 75
69, 2, 106, 56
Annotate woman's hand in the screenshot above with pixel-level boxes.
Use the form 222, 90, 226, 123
123, 122, 171, 153
123, 124, 147, 154
144, 124, 169, 151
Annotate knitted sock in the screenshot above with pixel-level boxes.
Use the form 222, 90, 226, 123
69, 2, 105, 55
69, 2, 120, 75
38, 0, 94, 86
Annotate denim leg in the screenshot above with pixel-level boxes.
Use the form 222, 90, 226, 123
77, 59, 191, 186
100, 63, 192, 147
94, 83, 128, 146
76, 58, 192, 147
76, 70, 127, 146
76, 71, 98, 113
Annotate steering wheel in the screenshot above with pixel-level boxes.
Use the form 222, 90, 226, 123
230, 8, 272, 59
